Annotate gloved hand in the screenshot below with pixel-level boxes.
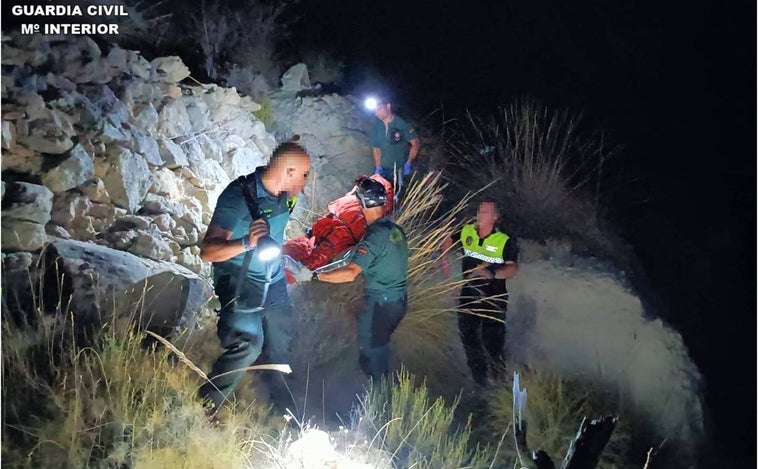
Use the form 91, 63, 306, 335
283, 255, 313, 282
374, 166, 383, 176
403, 161, 411, 176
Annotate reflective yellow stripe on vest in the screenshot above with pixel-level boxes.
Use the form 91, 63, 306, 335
461, 224, 509, 264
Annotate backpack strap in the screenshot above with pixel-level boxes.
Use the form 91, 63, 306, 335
238, 174, 260, 219
234, 173, 271, 312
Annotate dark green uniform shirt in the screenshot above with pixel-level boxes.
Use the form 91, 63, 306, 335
208, 171, 290, 290
369, 115, 417, 172
352, 217, 408, 298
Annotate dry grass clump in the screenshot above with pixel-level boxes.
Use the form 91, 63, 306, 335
352, 367, 499, 469
486, 368, 633, 468
1, 274, 283, 468
444, 99, 623, 258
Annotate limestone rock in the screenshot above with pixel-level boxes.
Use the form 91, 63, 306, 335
51, 192, 92, 226
1, 44, 49, 67
80, 178, 110, 203
131, 128, 163, 167
184, 96, 211, 132
2, 120, 16, 149
2, 144, 42, 173
46, 223, 72, 239
157, 138, 189, 168
280, 63, 311, 91
129, 231, 173, 261
102, 146, 153, 212
152, 213, 176, 234
111, 215, 152, 232
156, 99, 191, 138
149, 167, 182, 200
45, 73, 77, 93
160, 83, 182, 100
44, 238, 214, 332
140, 193, 186, 217
2, 220, 47, 251
105, 45, 128, 72
2, 182, 53, 224
41, 144, 95, 193
151, 56, 190, 83
17, 134, 73, 154
82, 84, 130, 127
176, 247, 203, 273
126, 50, 152, 79
221, 146, 262, 180
130, 102, 160, 134
198, 134, 223, 162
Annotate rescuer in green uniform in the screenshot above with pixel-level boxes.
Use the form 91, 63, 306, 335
286, 176, 409, 381
442, 199, 519, 386
369, 94, 420, 197
198, 143, 311, 415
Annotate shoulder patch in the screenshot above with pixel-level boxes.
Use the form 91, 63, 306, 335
357, 247, 368, 255
389, 227, 404, 243
409, 127, 416, 134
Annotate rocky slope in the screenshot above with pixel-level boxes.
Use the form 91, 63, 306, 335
1, 33, 704, 466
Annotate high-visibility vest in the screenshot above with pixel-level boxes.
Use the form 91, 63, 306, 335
460, 224, 510, 264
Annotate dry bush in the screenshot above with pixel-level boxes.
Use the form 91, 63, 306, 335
302, 50, 346, 85
445, 99, 622, 258
189, 0, 294, 82
352, 367, 499, 469
486, 369, 633, 468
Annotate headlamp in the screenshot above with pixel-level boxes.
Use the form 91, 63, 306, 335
364, 97, 378, 111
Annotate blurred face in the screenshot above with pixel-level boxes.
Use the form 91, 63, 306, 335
476, 201, 499, 227
283, 152, 311, 194
374, 102, 391, 120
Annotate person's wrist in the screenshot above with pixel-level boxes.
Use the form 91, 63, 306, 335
241, 234, 255, 251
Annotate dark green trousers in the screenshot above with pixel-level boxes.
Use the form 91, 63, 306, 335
357, 292, 407, 381
199, 277, 294, 411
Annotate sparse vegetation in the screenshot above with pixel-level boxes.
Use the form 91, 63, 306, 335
253, 95, 277, 130
486, 369, 632, 468
443, 99, 623, 258
353, 368, 498, 469
302, 50, 346, 86
187, 0, 294, 84
2, 173, 641, 468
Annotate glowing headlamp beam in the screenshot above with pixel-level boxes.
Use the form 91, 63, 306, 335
364, 97, 378, 111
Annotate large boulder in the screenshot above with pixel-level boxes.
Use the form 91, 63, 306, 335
43, 238, 214, 333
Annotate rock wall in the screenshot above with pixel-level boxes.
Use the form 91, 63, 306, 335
268, 72, 376, 235
1, 34, 278, 328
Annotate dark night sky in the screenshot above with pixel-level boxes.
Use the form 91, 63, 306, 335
289, 0, 756, 463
